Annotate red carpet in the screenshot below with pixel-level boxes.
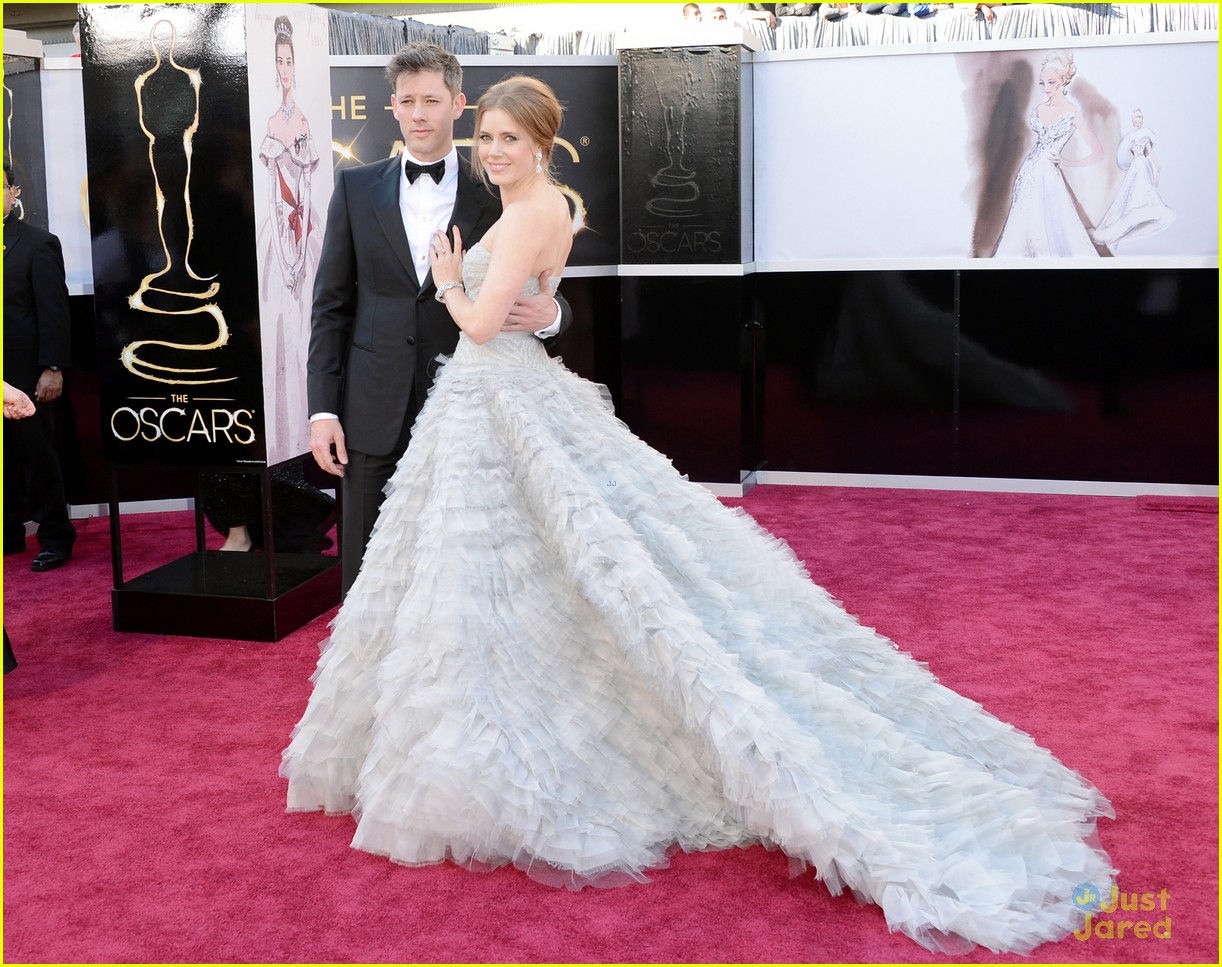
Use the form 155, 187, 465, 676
2, 486, 1217, 964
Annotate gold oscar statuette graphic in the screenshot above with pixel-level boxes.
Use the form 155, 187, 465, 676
4, 81, 25, 222
3, 81, 12, 170
645, 72, 700, 220
550, 136, 588, 236
121, 19, 234, 386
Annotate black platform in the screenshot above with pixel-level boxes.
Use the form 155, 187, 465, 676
112, 550, 341, 642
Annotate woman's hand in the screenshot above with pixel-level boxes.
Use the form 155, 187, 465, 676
3, 381, 35, 420
430, 226, 464, 287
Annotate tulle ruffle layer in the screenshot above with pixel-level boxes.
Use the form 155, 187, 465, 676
281, 331, 1114, 954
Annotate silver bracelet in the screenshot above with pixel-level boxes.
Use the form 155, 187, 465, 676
435, 281, 465, 303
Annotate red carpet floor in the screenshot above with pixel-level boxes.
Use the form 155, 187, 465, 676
2, 486, 1217, 964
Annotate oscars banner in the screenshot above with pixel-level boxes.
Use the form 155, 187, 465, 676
3, 54, 50, 232
328, 58, 620, 268
619, 45, 748, 266
245, 4, 332, 466
81, 0, 332, 469
82, 3, 263, 469
752, 36, 1218, 268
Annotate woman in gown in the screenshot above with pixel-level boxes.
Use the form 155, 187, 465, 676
259, 14, 321, 456
281, 76, 1115, 954
993, 49, 1104, 258
1090, 108, 1176, 252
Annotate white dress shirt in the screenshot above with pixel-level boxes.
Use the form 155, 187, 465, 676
400, 146, 460, 285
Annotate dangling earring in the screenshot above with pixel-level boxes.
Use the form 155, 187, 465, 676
535, 151, 543, 174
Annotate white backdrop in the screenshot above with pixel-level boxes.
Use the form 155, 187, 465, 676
753, 35, 1218, 269
40, 61, 92, 293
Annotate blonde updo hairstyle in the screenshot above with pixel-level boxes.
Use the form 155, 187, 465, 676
470, 76, 563, 189
1041, 49, 1077, 92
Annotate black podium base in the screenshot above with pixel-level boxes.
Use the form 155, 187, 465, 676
112, 551, 341, 641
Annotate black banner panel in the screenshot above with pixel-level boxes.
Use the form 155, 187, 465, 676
619, 45, 744, 265
81, 4, 263, 468
329, 60, 620, 267
2, 57, 50, 231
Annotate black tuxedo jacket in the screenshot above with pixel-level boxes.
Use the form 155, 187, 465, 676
2, 218, 71, 392
307, 154, 569, 457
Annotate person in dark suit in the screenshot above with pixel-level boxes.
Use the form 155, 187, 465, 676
3, 379, 37, 672
3, 164, 76, 572
308, 43, 571, 596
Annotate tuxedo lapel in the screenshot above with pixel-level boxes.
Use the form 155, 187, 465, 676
448, 159, 496, 259
421, 158, 494, 293
369, 159, 420, 291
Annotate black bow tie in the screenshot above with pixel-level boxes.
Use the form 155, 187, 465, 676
405, 159, 445, 185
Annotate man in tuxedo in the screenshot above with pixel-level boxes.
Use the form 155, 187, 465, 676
3, 164, 76, 572
308, 43, 570, 596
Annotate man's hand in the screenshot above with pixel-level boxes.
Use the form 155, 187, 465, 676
502, 271, 558, 333
310, 418, 348, 477
34, 368, 63, 403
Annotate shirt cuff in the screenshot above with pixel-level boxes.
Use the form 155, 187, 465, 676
534, 298, 563, 340
309, 412, 340, 423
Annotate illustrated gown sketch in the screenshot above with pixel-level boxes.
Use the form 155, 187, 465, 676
258, 130, 320, 454
1090, 125, 1175, 251
994, 108, 1101, 258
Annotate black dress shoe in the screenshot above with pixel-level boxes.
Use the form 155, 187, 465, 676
31, 549, 70, 572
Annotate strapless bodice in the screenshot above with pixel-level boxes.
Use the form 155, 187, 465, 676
452, 243, 562, 366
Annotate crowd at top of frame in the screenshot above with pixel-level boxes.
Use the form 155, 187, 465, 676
657, 3, 1215, 52
679, 3, 1013, 29
323, 3, 1215, 59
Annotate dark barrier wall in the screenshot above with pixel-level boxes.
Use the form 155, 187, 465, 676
329, 61, 620, 267
758, 267, 1218, 485
81, 4, 264, 468
620, 268, 1217, 487
617, 42, 755, 486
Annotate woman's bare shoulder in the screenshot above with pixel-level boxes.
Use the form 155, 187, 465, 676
498, 190, 566, 235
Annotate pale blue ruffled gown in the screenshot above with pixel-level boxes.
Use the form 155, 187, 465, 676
281, 243, 1115, 954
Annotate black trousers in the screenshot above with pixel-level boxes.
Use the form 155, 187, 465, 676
3, 397, 76, 554
339, 390, 419, 599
